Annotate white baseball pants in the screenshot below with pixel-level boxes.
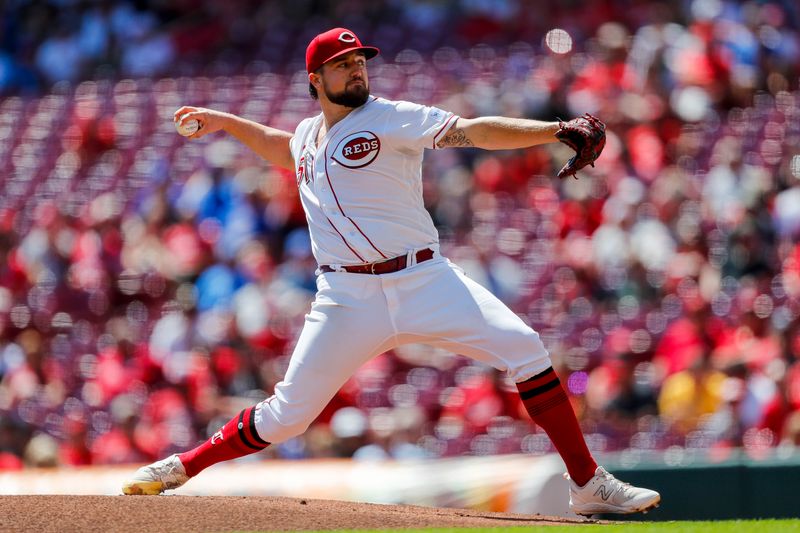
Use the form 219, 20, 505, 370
254, 256, 551, 444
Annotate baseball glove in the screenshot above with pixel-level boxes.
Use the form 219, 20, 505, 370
555, 113, 606, 179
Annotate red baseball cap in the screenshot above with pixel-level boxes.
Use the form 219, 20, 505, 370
306, 28, 379, 73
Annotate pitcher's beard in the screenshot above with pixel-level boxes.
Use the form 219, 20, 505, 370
325, 81, 370, 108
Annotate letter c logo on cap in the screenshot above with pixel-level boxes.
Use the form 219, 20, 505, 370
338, 31, 356, 43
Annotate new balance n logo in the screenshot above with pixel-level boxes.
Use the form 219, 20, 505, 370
594, 484, 614, 501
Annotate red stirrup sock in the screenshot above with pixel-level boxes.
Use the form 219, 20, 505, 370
517, 367, 597, 487
178, 404, 270, 477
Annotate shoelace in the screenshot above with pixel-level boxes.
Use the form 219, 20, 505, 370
564, 469, 633, 496
144, 459, 177, 480
598, 470, 635, 497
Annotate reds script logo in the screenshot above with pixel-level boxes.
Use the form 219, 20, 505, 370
331, 131, 381, 169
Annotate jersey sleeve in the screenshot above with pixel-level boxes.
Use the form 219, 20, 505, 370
391, 101, 459, 151
289, 119, 309, 162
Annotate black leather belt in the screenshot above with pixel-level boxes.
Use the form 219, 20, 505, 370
320, 248, 435, 275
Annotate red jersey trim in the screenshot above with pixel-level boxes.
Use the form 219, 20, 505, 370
324, 214, 366, 262
323, 142, 388, 259
305, 141, 366, 263
432, 114, 458, 149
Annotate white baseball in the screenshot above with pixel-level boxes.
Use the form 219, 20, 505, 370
175, 115, 200, 137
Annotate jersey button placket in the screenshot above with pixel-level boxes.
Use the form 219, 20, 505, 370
316, 171, 332, 212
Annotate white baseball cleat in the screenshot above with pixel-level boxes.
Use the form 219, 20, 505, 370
566, 466, 661, 516
122, 454, 190, 495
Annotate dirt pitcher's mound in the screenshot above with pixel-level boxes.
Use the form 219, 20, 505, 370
0, 495, 599, 532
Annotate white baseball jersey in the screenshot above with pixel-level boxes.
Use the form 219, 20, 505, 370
251, 94, 551, 448
289, 96, 459, 266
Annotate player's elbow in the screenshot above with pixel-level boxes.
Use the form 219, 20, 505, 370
460, 117, 507, 149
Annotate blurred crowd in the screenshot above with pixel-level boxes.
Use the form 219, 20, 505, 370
2, 0, 800, 470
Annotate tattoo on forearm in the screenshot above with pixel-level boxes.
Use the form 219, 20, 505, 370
436, 127, 474, 148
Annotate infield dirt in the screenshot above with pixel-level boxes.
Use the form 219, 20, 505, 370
0, 495, 599, 532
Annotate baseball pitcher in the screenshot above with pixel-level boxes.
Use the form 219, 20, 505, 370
123, 27, 660, 516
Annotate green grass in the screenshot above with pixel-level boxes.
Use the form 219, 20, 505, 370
301, 520, 800, 533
